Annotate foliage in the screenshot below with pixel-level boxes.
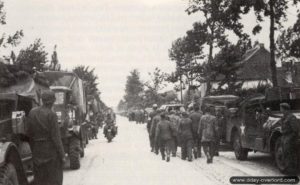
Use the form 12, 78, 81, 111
277, 13, 300, 63
73, 65, 99, 96
123, 69, 144, 109
230, 0, 300, 86
211, 38, 252, 93
16, 39, 48, 73
184, 0, 249, 94
0, 1, 23, 50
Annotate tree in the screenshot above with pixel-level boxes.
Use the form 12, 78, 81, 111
231, 0, 300, 86
277, 13, 300, 62
117, 99, 126, 112
143, 68, 168, 107
0, 1, 23, 59
16, 39, 48, 73
168, 33, 205, 87
123, 69, 144, 109
211, 39, 252, 94
73, 65, 99, 96
186, 0, 248, 93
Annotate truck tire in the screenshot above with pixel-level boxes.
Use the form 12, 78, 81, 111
0, 163, 19, 185
69, 137, 81, 170
233, 132, 248, 160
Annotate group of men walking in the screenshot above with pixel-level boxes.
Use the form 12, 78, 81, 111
147, 103, 224, 164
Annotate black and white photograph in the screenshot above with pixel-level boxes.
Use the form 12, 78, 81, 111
0, 0, 300, 185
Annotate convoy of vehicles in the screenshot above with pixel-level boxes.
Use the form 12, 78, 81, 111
41, 71, 88, 169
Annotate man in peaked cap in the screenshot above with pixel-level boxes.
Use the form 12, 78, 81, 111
27, 90, 65, 185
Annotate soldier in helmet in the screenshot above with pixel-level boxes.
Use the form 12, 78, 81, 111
147, 104, 158, 152
280, 103, 299, 174
178, 111, 193, 161
27, 90, 65, 185
189, 104, 203, 159
198, 106, 217, 164
215, 107, 225, 156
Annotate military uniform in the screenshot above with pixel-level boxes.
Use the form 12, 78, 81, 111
178, 116, 193, 161
168, 113, 180, 156
155, 119, 173, 161
198, 113, 217, 163
281, 112, 299, 173
215, 111, 225, 156
27, 97, 65, 185
147, 110, 157, 151
189, 110, 203, 158
150, 114, 161, 154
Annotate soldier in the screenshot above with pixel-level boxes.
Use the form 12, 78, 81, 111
27, 90, 65, 185
147, 104, 158, 152
155, 113, 174, 162
198, 106, 217, 164
280, 103, 299, 174
150, 109, 162, 154
189, 105, 203, 159
168, 110, 180, 156
178, 111, 193, 161
215, 107, 225, 156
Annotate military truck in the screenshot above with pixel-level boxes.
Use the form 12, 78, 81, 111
0, 75, 48, 185
42, 71, 87, 170
201, 88, 300, 173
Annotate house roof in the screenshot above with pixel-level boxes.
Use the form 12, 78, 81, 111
213, 44, 271, 82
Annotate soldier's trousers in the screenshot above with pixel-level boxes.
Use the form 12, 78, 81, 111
214, 136, 220, 155
33, 156, 63, 185
181, 139, 193, 160
149, 135, 159, 153
202, 141, 215, 162
282, 134, 298, 173
171, 136, 178, 156
193, 138, 202, 158
159, 139, 172, 159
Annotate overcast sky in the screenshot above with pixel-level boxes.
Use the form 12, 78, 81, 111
2, 0, 299, 107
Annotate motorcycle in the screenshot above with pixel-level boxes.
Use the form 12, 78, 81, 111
104, 124, 118, 142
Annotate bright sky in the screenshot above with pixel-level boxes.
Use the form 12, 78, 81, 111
2, 0, 299, 107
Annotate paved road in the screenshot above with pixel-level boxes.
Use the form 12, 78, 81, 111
63, 116, 297, 185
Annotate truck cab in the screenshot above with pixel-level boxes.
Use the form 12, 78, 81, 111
227, 88, 300, 173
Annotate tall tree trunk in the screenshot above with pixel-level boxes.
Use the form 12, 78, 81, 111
269, 0, 278, 87
205, 41, 213, 95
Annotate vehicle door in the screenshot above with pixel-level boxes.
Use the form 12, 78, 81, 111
243, 103, 261, 149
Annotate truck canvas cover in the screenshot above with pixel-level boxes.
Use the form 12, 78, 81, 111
0, 76, 48, 103
42, 71, 87, 115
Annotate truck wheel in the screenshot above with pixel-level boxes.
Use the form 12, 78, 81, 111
233, 132, 248, 160
69, 137, 81, 170
0, 163, 19, 185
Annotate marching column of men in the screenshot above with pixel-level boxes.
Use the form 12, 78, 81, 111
147, 103, 220, 164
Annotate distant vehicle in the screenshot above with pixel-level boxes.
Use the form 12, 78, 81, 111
159, 104, 185, 112
0, 76, 48, 185
42, 71, 88, 170
201, 89, 300, 174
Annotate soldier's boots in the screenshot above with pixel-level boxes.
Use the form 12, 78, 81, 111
193, 149, 198, 159
166, 155, 170, 162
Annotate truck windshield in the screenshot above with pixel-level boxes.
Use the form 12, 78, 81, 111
0, 100, 15, 120
54, 92, 65, 105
